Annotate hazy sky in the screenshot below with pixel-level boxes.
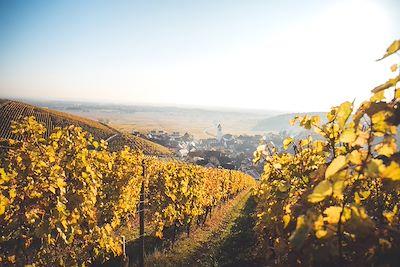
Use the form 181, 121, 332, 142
0, 0, 399, 112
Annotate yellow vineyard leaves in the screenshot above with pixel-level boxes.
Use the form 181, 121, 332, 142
0, 116, 256, 266
254, 40, 400, 266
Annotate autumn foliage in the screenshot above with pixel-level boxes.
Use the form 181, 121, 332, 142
0, 117, 254, 266
253, 40, 400, 266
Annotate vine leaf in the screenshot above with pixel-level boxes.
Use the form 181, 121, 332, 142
324, 206, 343, 224
283, 137, 293, 150
336, 102, 353, 128
381, 161, 400, 180
283, 214, 291, 228
308, 180, 332, 203
325, 155, 347, 179
377, 40, 400, 61
372, 75, 400, 93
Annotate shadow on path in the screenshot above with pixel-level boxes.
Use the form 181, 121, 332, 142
214, 194, 265, 267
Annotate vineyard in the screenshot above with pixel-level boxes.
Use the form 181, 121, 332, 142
0, 40, 399, 267
0, 100, 171, 156
0, 116, 255, 266
106, 133, 171, 155
253, 40, 400, 266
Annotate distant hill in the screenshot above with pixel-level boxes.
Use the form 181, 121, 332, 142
0, 99, 171, 155
253, 112, 327, 133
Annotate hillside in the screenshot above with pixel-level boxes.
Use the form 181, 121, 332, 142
0, 99, 171, 155
253, 112, 326, 133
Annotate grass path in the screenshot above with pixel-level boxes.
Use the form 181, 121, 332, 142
210, 193, 264, 267
143, 189, 265, 267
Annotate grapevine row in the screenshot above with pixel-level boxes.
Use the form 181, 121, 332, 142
0, 117, 255, 266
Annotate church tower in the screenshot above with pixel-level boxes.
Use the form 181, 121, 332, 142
217, 124, 222, 143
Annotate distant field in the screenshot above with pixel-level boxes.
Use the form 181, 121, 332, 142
24, 100, 282, 138
106, 111, 267, 138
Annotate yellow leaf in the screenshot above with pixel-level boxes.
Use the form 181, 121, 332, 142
105, 224, 112, 234
283, 214, 290, 228
316, 229, 328, 239
336, 102, 353, 128
340, 128, 356, 143
372, 111, 387, 124
273, 163, 282, 169
383, 210, 396, 224
300, 139, 309, 147
325, 156, 347, 179
308, 180, 332, 203
313, 140, 325, 152
0, 194, 10, 215
370, 91, 385, 102
289, 116, 299, 126
377, 40, 400, 61
324, 206, 343, 224
372, 75, 400, 93
353, 130, 369, 147
7, 255, 16, 264
283, 137, 293, 150
348, 150, 362, 165
9, 189, 16, 199
327, 108, 337, 121
93, 141, 99, 148
381, 161, 400, 180
155, 230, 163, 239
314, 214, 328, 238
359, 190, 371, 200
61, 219, 68, 230
311, 115, 320, 125
49, 186, 56, 194
354, 192, 361, 205
375, 139, 396, 157
333, 180, 344, 200
56, 178, 66, 189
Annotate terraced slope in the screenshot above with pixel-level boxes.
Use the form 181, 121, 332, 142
0, 99, 171, 155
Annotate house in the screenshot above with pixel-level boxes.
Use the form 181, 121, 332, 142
178, 148, 189, 157
204, 162, 215, 168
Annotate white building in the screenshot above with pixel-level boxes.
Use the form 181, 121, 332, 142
217, 124, 222, 143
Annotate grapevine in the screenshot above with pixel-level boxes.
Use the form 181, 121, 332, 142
253, 40, 400, 266
0, 117, 254, 266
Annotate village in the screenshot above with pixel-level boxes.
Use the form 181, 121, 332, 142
132, 124, 290, 180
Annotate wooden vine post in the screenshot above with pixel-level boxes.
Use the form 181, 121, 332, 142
139, 161, 146, 267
